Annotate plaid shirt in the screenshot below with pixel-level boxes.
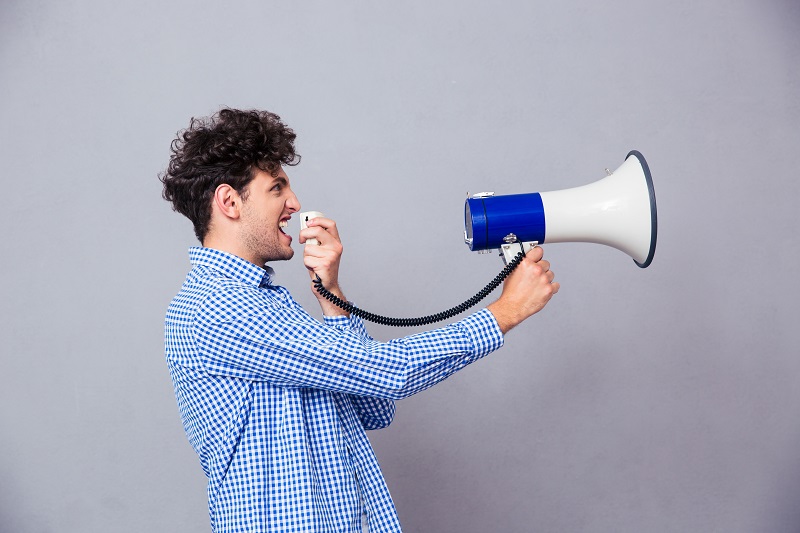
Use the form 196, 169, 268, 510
165, 247, 504, 532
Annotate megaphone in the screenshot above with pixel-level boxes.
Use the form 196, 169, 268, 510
464, 150, 657, 268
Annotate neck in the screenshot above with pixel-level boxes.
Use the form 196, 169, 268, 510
203, 235, 263, 267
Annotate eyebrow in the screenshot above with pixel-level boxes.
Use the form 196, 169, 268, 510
270, 176, 288, 188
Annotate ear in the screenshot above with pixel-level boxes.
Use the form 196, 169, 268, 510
212, 184, 242, 220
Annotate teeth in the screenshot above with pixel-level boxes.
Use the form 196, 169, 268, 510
279, 220, 288, 228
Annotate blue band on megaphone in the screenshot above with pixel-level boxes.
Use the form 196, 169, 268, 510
465, 192, 546, 251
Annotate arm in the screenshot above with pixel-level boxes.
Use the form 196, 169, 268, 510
193, 288, 503, 400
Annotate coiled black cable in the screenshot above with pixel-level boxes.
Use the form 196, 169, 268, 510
312, 251, 525, 327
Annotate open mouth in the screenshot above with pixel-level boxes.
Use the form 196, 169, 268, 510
279, 218, 291, 241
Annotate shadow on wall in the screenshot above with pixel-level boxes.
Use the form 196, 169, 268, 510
767, 440, 800, 533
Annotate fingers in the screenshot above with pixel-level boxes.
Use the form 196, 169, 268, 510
303, 254, 329, 273
302, 234, 341, 263
300, 227, 334, 247
526, 245, 544, 262
303, 246, 339, 277
305, 217, 340, 239
488, 246, 560, 331
524, 248, 559, 291
300, 220, 342, 248
301, 217, 343, 286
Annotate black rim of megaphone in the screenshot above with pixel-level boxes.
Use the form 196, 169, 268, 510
626, 150, 657, 268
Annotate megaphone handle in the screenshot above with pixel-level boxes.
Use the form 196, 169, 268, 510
500, 241, 538, 265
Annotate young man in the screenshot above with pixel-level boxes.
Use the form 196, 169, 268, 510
160, 108, 559, 532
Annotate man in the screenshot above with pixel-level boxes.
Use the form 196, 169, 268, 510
160, 108, 559, 532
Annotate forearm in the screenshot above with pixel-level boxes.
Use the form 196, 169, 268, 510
322, 305, 505, 400
486, 299, 523, 334
371, 309, 504, 400
314, 282, 350, 317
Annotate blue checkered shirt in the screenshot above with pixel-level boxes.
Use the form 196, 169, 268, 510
165, 247, 504, 532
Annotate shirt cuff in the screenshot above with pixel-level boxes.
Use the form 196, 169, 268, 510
457, 308, 504, 356
323, 314, 351, 327
323, 308, 371, 338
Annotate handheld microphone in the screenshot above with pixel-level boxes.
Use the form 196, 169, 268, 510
299, 211, 325, 245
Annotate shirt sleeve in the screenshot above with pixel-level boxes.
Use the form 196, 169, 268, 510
346, 395, 396, 430
324, 313, 395, 429
192, 285, 504, 400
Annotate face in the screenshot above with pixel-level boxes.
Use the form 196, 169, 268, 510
238, 168, 300, 265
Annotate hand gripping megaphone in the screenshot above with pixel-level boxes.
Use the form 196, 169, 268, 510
464, 150, 657, 267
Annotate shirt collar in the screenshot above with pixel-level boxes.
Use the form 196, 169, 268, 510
188, 246, 275, 287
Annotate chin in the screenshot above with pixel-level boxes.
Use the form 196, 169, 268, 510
270, 248, 294, 262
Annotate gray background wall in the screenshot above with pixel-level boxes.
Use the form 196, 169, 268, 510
1, 1, 798, 532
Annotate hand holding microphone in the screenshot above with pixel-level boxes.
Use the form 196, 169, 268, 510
300, 211, 348, 315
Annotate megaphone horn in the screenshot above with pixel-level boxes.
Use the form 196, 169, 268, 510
464, 150, 658, 268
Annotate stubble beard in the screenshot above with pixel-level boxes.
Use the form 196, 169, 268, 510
254, 235, 293, 265
241, 218, 294, 266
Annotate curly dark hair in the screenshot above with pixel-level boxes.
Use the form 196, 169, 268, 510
159, 108, 300, 242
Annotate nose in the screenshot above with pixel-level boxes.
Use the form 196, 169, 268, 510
286, 189, 300, 213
